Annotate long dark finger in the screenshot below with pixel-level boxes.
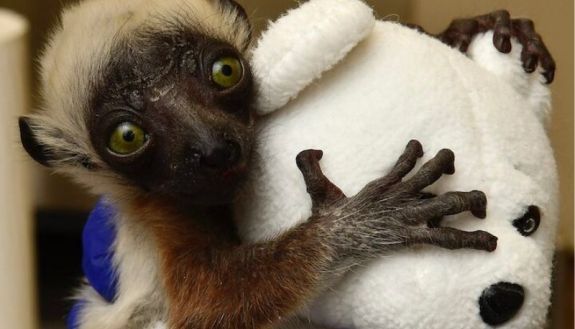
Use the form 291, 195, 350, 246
384, 140, 424, 182
436, 18, 479, 49
417, 192, 443, 227
512, 18, 556, 83
405, 191, 487, 226
515, 19, 540, 73
402, 149, 455, 192
458, 34, 472, 52
491, 10, 512, 53
364, 140, 424, 193
407, 227, 497, 252
539, 46, 556, 83
296, 150, 346, 212
521, 47, 539, 73
398, 191, 485, 227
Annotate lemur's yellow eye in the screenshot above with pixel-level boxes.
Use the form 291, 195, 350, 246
108, 122, 147, 155
211, 56, 243, 88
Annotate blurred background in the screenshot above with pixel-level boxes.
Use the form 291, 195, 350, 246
0, 0, 572, 328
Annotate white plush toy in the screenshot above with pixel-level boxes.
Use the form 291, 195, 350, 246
235, 0, 559, 328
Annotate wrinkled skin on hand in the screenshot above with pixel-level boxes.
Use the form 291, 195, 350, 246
296, 140, 497, 259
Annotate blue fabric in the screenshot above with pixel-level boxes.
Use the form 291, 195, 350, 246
67, 301, 84, 329
68, 198, 119, 329
81, 199, 118, 302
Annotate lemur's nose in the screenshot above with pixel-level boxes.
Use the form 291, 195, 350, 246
201, 140, 240, 169
479, 282, 525, 326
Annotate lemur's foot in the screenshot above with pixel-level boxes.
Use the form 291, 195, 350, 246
296, 140, 498, 253
436, 10, 556, 83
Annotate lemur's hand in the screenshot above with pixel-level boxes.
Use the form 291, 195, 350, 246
440, 10, 555, 83
296, 140, 497, 259
406, 10, 555, 83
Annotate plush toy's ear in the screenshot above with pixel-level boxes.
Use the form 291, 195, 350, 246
251, 0, 375, 115
466, 32, 552, 124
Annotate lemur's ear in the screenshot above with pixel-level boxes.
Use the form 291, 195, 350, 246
19, 116, 53, 167
219, 0, 251, 36
221, 0, 248, 20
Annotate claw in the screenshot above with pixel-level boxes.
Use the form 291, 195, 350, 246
543, 70, 555, 84
407, 139, 424, 158
522, 52, 538, 73
493, 30, 512, 53
438, 149, 455, 175
296, 149, 323, 171
469, 190, 487, 219
475, 231, 498, 252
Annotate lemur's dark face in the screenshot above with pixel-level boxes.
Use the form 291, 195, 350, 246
90, 31, 254, 205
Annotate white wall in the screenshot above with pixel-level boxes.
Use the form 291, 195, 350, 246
0, 9, 37, 329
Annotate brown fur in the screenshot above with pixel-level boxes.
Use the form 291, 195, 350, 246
128, 196, 333, 329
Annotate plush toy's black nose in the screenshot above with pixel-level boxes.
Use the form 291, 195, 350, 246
201, 141, 241, 169
479, 282, 525, 326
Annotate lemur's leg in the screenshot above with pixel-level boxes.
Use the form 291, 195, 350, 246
405, 10, 556, 83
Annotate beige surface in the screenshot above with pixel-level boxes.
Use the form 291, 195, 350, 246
4, 0, 573, 248
0, 9, 37, 329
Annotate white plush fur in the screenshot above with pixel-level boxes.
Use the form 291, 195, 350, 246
251, 0, 375, 114
235, 1, 558, 328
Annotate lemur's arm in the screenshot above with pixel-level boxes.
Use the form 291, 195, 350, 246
405, 10, 556, 83
142, 141, 495, 329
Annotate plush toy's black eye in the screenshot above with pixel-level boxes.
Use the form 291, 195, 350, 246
512, 205, 540, 236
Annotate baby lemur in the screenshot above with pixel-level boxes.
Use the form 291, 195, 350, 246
18, 0, 553, 328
